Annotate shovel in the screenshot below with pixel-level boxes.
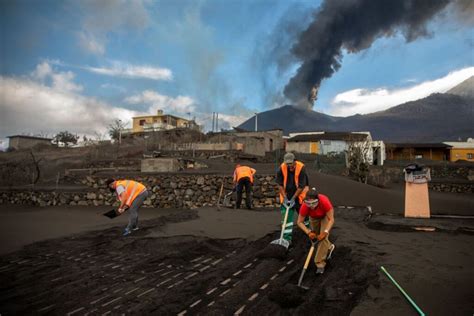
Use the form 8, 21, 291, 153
297, 240, 319, 290
270, 203, 291, 249
103, 209, 119, 219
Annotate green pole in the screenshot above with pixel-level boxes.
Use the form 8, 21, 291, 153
380, 266, 425, 316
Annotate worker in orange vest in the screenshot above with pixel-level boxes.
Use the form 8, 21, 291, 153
276, 152, 309, 243
106, 178, 149, 236
233, 164, 256, 209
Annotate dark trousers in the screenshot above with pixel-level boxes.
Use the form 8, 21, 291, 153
236, 177, 252, 209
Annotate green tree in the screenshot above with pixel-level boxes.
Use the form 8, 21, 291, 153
108, 119, 126, 142
53, 131, 79, 147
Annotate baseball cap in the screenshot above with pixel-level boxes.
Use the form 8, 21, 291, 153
283, 152, 295, 164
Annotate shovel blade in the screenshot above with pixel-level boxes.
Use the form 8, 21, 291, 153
270, 238, 290, 249
103, 209, 118, 219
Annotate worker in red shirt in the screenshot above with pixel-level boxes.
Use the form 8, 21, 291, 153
297, 188, 335, 274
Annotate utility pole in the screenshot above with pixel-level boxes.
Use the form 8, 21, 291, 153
118, 119, 122, 145
212, 112, 215, 132
255, 113, 258, 132
216, 113, 219, 132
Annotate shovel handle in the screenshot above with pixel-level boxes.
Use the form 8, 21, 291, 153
297, 241, 318, 287
217, 182, 224, 207
303, 244, 315, 270
279, 204, 291, 241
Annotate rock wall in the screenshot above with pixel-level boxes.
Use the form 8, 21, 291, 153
0, 175, 281, 208
429, 182, 474, 194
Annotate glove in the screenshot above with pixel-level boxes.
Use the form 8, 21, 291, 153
289, 198, 295, 208
308, 230, 317, 240
283, 196, 290, 207
232, 186, 237, 192
317, 231, 328, 241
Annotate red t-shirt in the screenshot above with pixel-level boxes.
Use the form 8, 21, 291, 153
299, 194, 333, 218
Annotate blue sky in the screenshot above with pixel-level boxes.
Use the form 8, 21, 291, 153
0, 0, 473, 146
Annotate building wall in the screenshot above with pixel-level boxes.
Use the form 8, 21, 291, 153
389, 148, 448, 161
234, 130, 284, 151
240, 137, 265, 157
450, 148, 474, 161
319, 140, 348, 155
9, 137, 52, 150
193, 142, 232, 151
133, 117, 157, 133
286, 142, 311, 154
133, 115, 191, 133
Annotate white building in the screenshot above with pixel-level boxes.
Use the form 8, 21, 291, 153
286, 131, 385, 166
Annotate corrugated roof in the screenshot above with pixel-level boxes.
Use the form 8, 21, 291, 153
389, 143, 452, 149
288, 132, 368, 142
7, 135, 52, 141
443, 142, 474, 149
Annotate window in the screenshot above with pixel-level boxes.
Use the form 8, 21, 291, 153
139, 120, 146, 126
415, 154, 423, 159
468, 153, 473, 160
323, 140, 331, 145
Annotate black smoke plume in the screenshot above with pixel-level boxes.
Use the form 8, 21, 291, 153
284, 0, 451, 110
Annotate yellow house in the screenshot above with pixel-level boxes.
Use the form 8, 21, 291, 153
444, 140, 474, 162
132, 110, 197, 133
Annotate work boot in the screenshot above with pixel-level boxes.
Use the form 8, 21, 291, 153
132, 226, 139, 231
316, 267, 325, 274
123, 228, 131, 236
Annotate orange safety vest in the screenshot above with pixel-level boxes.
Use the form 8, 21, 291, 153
114, 180, 146, 207
233, 166, 256, 183
279, 161, 308, 204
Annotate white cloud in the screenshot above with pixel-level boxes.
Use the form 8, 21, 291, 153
78, 32, 105, 55
85, 61, 173, 81
125, 90, 195, 114
31, 62, 83, 93
329, 67, 474, 116
31, 62, 53, 80
77, 0, 151, 55
100, 83, 126, 92
0, 63, 139, 139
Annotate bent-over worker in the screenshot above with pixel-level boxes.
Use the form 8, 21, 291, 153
106, 178, 149, 236
233, 164, 256, 209
297, 188, 335, 274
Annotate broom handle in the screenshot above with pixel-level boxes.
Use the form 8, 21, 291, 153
279, 204, 290, 240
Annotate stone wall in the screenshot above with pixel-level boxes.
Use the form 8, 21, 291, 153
0, 175, 281, 209
429, 182, 474, 194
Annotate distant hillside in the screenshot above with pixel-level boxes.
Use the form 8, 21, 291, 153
238, 105, 340, 133
447, 76, 474, 98
237, 93, 474, 142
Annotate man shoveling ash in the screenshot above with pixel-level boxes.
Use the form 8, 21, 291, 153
233, 164, 256, 210
276, 152, 309, 245
106, 178, 149, 236
297, 188, 335, 274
